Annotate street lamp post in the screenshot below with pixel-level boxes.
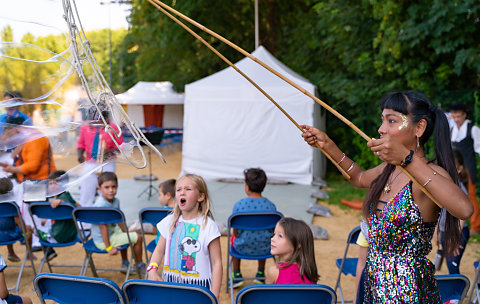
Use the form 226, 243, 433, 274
99, 0, 130, 88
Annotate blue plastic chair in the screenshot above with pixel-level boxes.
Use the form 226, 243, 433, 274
29, 202, 83, 273
0, 201, 36, 292
236, 284, 337, 304
122, 279, 217, 304
138, 207, 172, 277
334, 226, 361, 304
34, 272, 125, 304
226, 211, 283, 303
72, 207, 138, 280
435, 274, 470, 303
467, 261, 480, 303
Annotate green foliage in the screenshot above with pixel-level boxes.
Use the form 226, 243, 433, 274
322, 173, 368, 208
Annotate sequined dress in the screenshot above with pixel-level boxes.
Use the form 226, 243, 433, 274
364, 181, 440, 303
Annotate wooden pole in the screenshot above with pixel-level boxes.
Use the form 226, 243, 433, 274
147, 0, 445, 206
145, 0, 350, 179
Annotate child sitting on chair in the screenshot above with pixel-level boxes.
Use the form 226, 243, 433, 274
36, 171, 80, 261
128, 178, 175, 235
91, 172, 145, 275
230, 168, 277, 288
0, 253, 32, 304
0, 177, 33, 262
266, 217, 318, 284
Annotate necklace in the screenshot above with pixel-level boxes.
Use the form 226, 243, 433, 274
384, 170, 402, 194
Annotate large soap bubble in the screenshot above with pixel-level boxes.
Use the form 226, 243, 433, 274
0, 0, 164, 203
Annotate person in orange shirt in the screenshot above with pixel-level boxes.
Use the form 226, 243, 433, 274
0, 116, 55, 258
1, 116, 55, 181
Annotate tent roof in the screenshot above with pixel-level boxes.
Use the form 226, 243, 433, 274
186, 46, 316, 99
115, 81, 184, 105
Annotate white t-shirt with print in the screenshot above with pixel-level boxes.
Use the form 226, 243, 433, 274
157, 214, 220, 288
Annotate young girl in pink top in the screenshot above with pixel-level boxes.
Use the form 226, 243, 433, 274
266, 217, 318, 284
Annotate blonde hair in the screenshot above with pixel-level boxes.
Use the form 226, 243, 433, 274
169, 174, 214, 234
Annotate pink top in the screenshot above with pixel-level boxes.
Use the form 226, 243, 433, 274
76, 122, 124, 161
275, 263, 316, 285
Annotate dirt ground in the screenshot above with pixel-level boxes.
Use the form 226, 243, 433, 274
2, 149, 480, 303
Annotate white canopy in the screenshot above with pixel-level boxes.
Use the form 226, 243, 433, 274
182, 46, 318, 185
115, 81, 184, 105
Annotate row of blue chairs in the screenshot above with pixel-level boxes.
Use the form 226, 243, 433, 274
34, 273, 337, 304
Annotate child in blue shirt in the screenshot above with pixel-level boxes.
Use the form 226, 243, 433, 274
230, 168, 277, 288
91, 172, 145, 275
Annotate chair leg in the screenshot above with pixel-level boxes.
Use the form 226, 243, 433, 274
338, 283, 345, 304
229, 258, 234, 304
468, 264, 480, 303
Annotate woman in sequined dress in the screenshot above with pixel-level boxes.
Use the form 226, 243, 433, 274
302, 91, 473, 303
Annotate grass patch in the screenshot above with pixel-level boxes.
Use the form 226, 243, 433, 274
321, 173, 368, 208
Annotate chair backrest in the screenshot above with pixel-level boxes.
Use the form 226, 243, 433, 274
228, 211, 283, 231
236, 284, 336, 304
34, 273, 125, 304
346, 226, 361, 245
73, 207, 126, 225
29, 202, 75, 220
122, 279, 217, 304
139, 207, 172, 226
435, 274, 470, 303
0, 201, 21, 218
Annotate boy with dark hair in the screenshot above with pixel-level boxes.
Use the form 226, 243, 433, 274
158, 178, 176, 208
230, 168, 277, 288
92, 172, 145, 275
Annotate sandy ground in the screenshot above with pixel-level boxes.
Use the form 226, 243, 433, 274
2, 149, 480, 303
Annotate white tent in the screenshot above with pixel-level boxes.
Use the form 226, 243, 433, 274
182, 46, 322, 185
115, 81, 184, 128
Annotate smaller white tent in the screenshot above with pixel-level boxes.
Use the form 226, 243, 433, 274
115, 81, 184, 128
182, 46, 319, 185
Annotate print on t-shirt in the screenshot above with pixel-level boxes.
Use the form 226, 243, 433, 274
165, 222, 201, 277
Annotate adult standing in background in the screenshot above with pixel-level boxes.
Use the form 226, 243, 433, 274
449, 103, 480, 235
76, 110, 124, 207
0, 91, 31, 135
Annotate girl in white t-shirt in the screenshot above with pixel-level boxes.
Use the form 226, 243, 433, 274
147, 174, 222, 300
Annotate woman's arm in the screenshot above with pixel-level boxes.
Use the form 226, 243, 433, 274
208, 237, 222, 300
266, 264, 279, 284
369, 136, 473, 220
301, 125, 384, 188
147, 236, 166, 281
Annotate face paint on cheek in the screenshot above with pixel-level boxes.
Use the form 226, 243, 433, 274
398, 114, 408, 130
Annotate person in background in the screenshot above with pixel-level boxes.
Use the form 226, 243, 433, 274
76, 109, 123, 208
90, 172, 145, 275
449, 103, 480, 235
0, 91, 31, 136
230, 168, 277, 288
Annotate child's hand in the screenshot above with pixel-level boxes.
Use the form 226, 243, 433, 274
41, 219, 47, 226
50, 199, 62, 208
147, 271, 163, 281
107, 247, 119, 255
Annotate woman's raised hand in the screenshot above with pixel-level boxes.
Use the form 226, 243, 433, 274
368, 135, 411, 165
301, 125, 329, 148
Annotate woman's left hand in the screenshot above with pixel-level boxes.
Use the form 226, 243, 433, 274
367, 135, 410, 165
